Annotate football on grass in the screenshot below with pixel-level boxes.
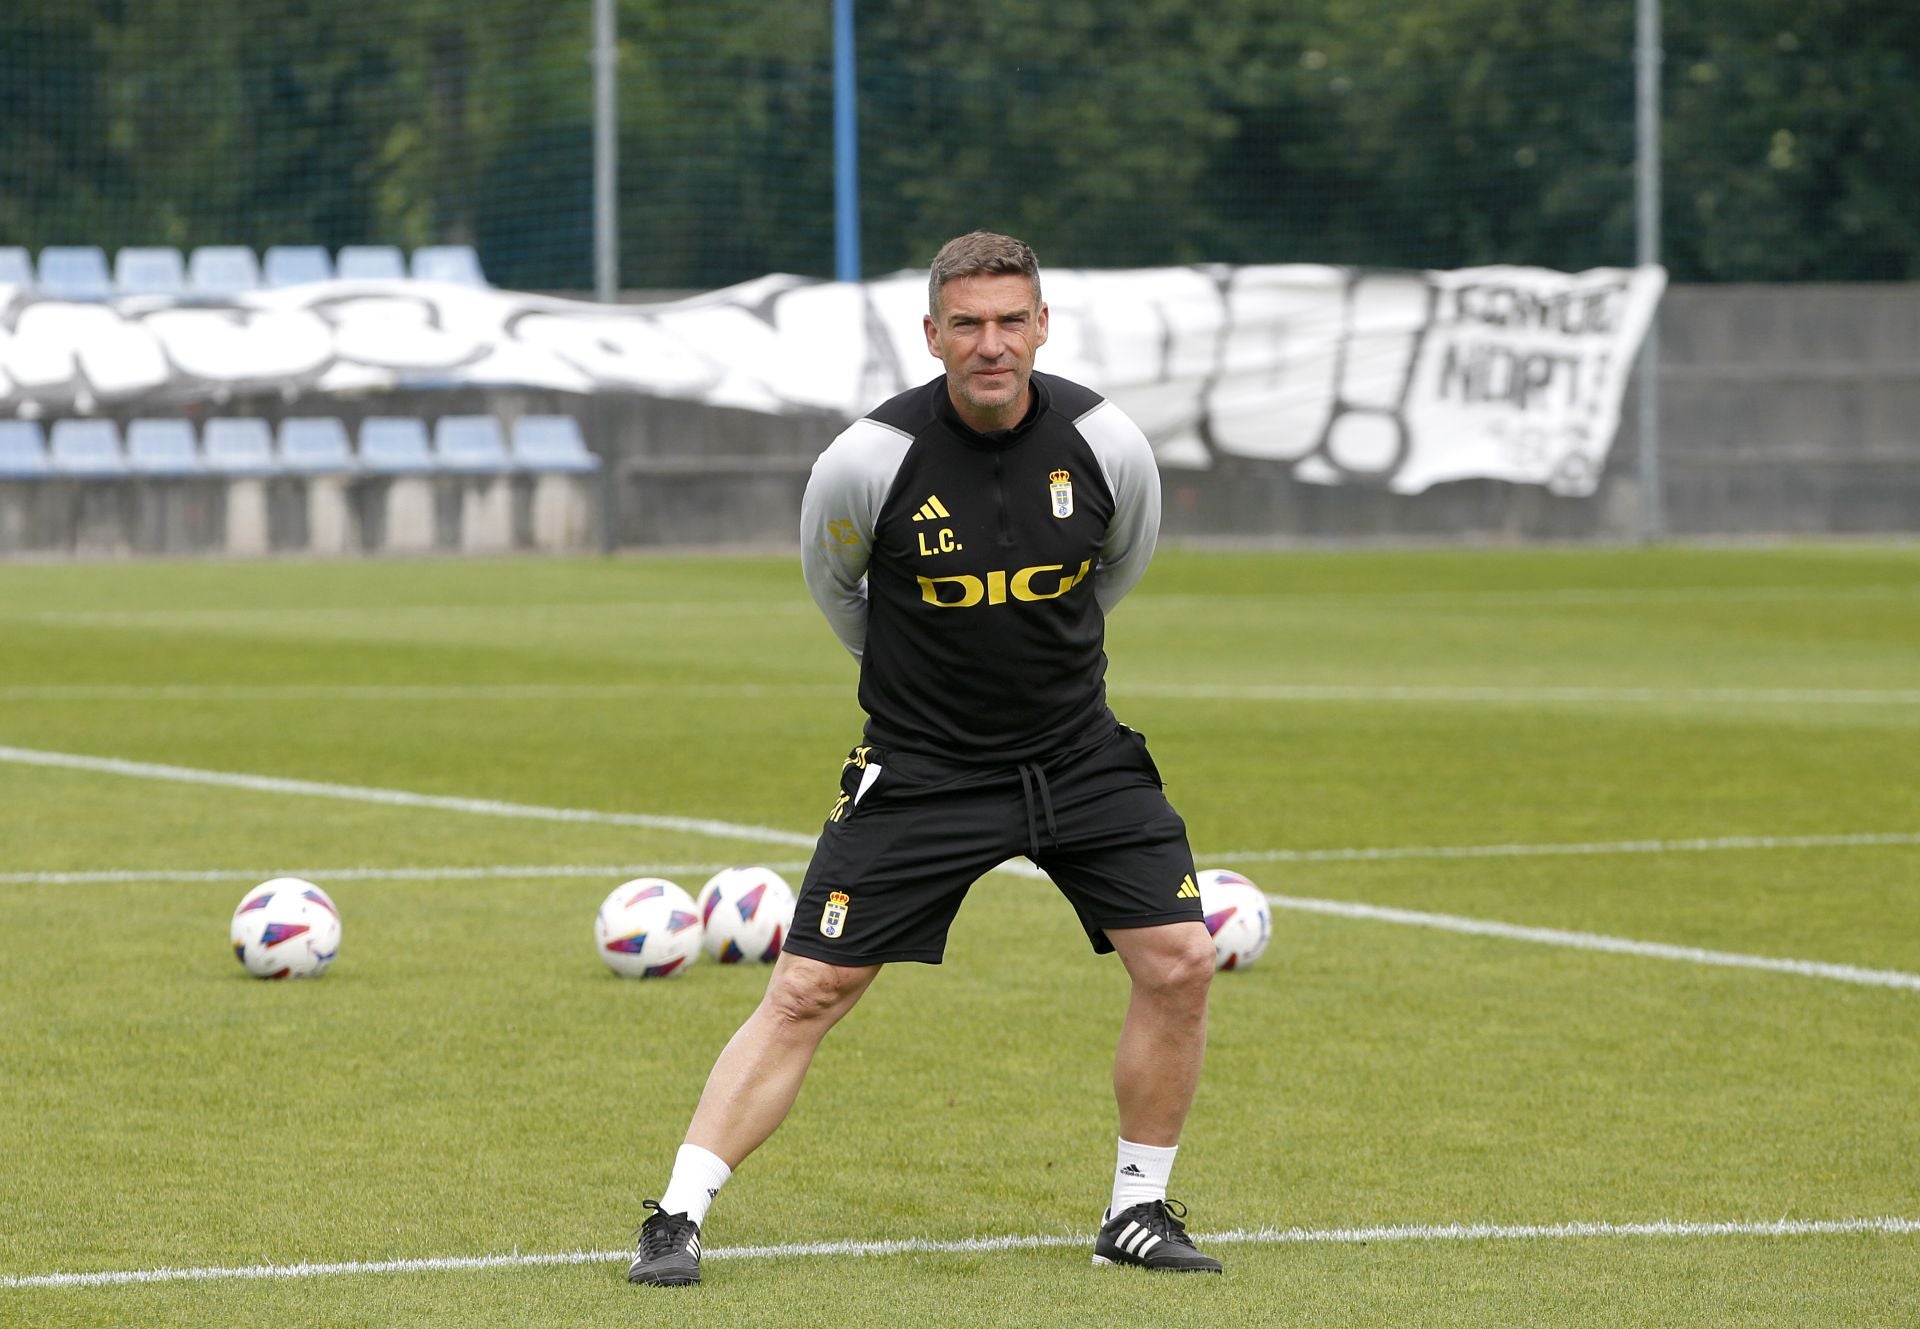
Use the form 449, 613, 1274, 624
697, 866, 795, 964
231, 877, 342, 979
595, 878, 702, 977
1198, 868, 1272, 971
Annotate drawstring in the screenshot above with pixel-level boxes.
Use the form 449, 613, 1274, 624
1016, 761, 1060, 859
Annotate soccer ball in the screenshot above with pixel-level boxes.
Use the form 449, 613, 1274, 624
231, 877, 342, 979
1198, 868, 1271, 972
696, 866, 796, 964
594, 878, 702, 978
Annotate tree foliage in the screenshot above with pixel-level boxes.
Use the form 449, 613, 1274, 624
1, 0, 1916, 289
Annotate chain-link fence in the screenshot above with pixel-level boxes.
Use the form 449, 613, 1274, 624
4, 0, 1916, 292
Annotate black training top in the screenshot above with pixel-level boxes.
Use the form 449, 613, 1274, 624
800, 370, 1162, 764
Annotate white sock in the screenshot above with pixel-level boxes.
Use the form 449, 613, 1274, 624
657, 1143, 732, 1228
1108, 1138, 1178, 1218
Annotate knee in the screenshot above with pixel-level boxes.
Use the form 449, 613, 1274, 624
761, 957, 870, 1027
1134, 927, 1215, 1008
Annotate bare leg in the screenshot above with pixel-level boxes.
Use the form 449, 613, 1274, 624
1106, 922, 1214, 1145
683, 951, 881, 1168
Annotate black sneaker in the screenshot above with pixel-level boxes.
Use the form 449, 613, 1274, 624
627, 1200, 702, 1286
1092, 1198, 1223, 1273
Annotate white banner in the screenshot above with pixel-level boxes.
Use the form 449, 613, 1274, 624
0, 261, 1663, 495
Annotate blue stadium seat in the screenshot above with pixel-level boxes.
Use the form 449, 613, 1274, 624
202, 418, 275, 473
37, 247, 113, 301
114, 247, 187, 296
432, 415, 509, 471
263, 245, 334, 287
125, 419, 204, 474
336, 245, 407, 281
48, 419, 127, 473
357, 416, 433, 472
510, 415, 601, 473
0, 420, 52, 476
0, 247, 33, 288
277, 417, 353, 473
410, 245, 488, 286
187, 246, 261, 296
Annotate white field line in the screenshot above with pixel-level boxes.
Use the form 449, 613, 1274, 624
1267, 895, 1920, 992
0, 862, 816, 886
5, 1216, 1915, 1290
2, 744, 1913, 990
4, 681, 1920, 706
0, 745, 815, 849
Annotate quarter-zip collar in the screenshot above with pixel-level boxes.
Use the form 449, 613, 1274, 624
933, 373, 1049, 452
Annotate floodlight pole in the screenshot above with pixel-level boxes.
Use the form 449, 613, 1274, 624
1634, 0, 1663, 541
833, 0, 861, 282
593, 0, 619, 302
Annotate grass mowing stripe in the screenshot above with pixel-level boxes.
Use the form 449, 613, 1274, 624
0, 745, 815, 848
1271, 895, 1920, 992
1126, 684, 1920, 706
11, 829, 1914, 887
8, 1217, 1915, 1290
1210, 831, 1920, 864
5, 682, 1920, 706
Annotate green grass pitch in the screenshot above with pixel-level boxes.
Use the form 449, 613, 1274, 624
0, 543, 1916, 1327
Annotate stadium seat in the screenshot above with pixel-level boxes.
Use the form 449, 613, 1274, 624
0, 247, 33, 288
125, 419, 204, 474
114, 247, 187, 296
276, 417, 353, 472
262, 245, 334, 287
357, 416, 433, 472
48, 419, 127, 473
336, 245, 407, 281
187, 246, 261, 296
432, 415, 510, 471
36, 247, 113, 301
410, 245, 488, 286
0, 420, 51, 476
510, 415, 601, 473
202, 417, 275, 473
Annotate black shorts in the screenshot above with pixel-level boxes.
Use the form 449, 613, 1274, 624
783, 724, 1201, 966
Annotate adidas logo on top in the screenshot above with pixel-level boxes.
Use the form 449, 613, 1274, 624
912, 496, 951, 522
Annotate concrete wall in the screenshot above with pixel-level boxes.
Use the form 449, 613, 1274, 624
3, 283, 1915, 556
0, 470, 600, 558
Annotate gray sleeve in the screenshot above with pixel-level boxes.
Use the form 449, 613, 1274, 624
1079, 399, 1162, 614
798, 419, 912, 659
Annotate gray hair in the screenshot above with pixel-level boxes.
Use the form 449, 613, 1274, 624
928, 231, 1042, 315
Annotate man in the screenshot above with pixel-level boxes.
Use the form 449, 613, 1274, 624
629, 231, 1219, 1285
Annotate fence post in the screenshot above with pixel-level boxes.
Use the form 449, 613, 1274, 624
1635, 0, 1664, 541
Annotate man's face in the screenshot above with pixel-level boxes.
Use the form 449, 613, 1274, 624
924, 272, 1049, 431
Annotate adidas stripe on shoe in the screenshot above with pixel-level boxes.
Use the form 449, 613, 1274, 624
1092, 1198, 1223, 1273
628, 1199, 703, 1286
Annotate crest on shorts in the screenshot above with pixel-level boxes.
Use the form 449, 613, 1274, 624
820, 891, 851, 939
1048, 469, 1073, 519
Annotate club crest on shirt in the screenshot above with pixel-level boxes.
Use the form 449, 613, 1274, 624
821, 891, 851, 939
1048, 469, 1073, 519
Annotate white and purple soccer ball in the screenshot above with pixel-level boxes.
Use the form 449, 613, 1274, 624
696, 866, 796, 964
231, 877, 342, 979
1197, 868, 1272, 972
594, 878, 703, 978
